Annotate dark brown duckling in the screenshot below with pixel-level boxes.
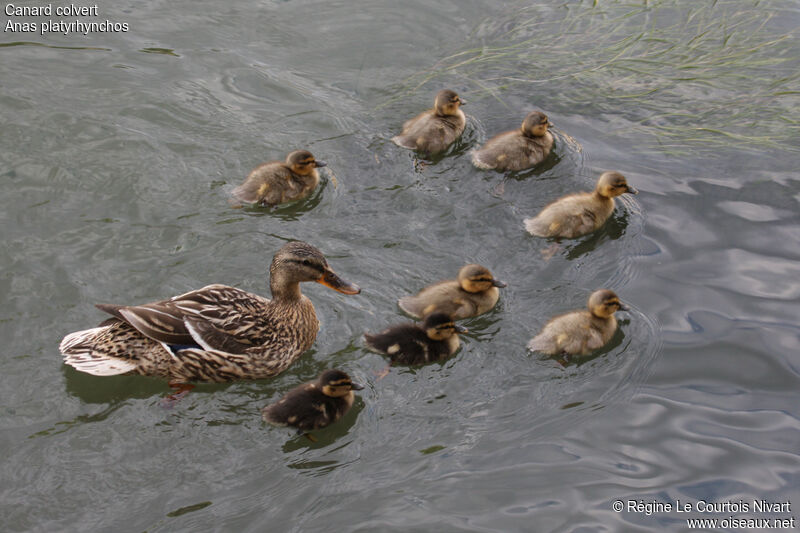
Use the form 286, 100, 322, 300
471, 111, 553, 172
398, 264, 507, 319
527, 289, 626, 356
232, 150, 326, 207
392, 89, 466, 155
525, 171, 638, 239
261, 369, 363, 432
364, 312, 467, 365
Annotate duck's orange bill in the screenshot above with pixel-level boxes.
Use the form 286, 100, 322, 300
318, 268, 361, 295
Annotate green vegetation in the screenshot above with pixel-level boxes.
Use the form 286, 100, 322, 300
399, 0, 799, 155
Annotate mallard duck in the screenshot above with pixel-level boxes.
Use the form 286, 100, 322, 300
232, 150, 326, 207
527, 289, 626, 356
471, 111, 553, 172
398, 264, 507, 319
364, 312, 467, 365
261, 369, 363, 432
524, 171, 638, 239
392, 89, 466, 155
59, 241, 361, 382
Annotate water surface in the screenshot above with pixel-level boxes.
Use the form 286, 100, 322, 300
1, 1, 798, 531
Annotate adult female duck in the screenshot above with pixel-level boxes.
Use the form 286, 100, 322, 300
59, 241, 360, 382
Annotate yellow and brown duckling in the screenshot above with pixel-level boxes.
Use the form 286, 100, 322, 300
471, 111, 553, 172
525, 171, 638, 239
261, 369, 363, 432
364, 312, 467, 365
392, 89, 466, 155
232, 150, 326, 207
59, 241, 361, 382
398, 264, 507, 320
527, 289, 626, 356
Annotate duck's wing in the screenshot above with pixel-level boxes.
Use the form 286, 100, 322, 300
169, 341, 298, 382
398, 280, 459, 318
365, 324, 429, 364
583, 327, 606, 352
526, 196, 597, 238
393, 111, 435, 149
263, 386, 330, 430
471, 131, 522, 169
96, 284, 271, 347
416, 121, 450, 154
184, 316, 255, 354
232, 162, 286, 204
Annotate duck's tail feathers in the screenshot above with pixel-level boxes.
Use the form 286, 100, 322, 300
59, 327, 137, 376
397, 296, 420, 318
470, 150, 494, 170
391, 135, 417, 150
363, 333, 383, 353
524, 216, 544, 236
526, 336, 545, 353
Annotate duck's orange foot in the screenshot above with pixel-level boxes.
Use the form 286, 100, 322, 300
373, 366, 391, 381
159, 382, 196, 409
541, 242, 560, 260
491, 180, 506, 197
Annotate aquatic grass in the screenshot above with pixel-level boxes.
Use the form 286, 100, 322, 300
394, 0, 800, 155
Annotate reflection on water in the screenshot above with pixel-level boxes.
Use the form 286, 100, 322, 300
1, 0, 798, 531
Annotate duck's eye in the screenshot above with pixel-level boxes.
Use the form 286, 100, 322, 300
302, 259, 312, 266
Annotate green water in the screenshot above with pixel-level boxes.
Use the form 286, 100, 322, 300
1, 1, 798, 531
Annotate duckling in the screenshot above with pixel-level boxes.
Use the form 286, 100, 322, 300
59, 241, 361, 382
364, 312, 467, 365
261, 369, 364, 432
398, 264, 507, 320
524, 171, 638, 239
471, 111, 553, 172
232, 150, 326, 207
392, 89, 466, 155
527, 289, 626, 356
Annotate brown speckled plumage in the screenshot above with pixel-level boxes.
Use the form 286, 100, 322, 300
59, 242, 360, 382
